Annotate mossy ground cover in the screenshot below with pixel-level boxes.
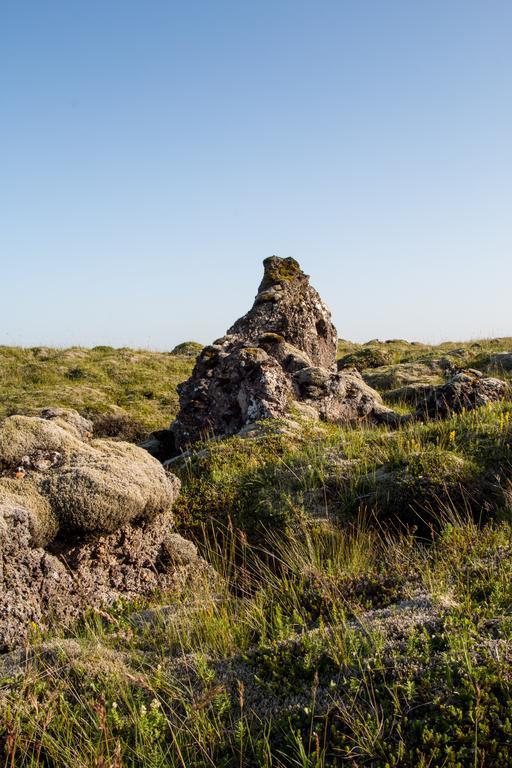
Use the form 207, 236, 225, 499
337, 336, 512, 369
1, 338, 512, 766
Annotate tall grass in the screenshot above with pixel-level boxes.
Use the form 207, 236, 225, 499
2, 513, 512, 766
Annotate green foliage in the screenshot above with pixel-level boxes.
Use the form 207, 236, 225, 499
173, 431, 299, 541
175, 397, 512, 542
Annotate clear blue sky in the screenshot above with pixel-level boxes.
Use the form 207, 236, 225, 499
1, 1, 511, 348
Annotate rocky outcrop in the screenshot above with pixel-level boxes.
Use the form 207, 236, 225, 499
415, 369, 509, 420
162, 257, 397, 454
0, 409, 210, 650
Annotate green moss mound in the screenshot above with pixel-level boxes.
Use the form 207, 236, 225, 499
170, 341, 204, 357
260, 255, 302, 288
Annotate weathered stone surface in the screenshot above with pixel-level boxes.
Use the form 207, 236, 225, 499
39, 407, 94, 438
228, 256, 338, 369
166, 257, 397, 452
0, 409, 209, 650
415, 370, 509, 420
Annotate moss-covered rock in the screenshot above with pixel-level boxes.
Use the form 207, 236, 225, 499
363, 361, 446, 392
258, 332, 286, 345
259, 255, 302, 289
171, 341, 204, 357
0, 408, 197, 649
337, 347, 390, 371
0, 410, 181, 536
0, 477, 58, 546
166, 257, 396, 455
0, 415, 85, 469
45, 438, 179, 534
415, 370, 510, 420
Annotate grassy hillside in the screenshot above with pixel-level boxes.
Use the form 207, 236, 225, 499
1, 337, 512, 766
0, 345, 195, 436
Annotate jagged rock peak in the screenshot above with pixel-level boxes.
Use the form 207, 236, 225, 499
227, 256, 338, 370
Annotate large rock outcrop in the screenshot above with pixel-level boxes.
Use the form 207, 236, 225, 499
166, 257, 397, 453
0, 409, 209, 650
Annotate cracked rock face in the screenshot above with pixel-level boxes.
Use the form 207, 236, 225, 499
0, 409, 210, 650
170, 257, 396, 452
